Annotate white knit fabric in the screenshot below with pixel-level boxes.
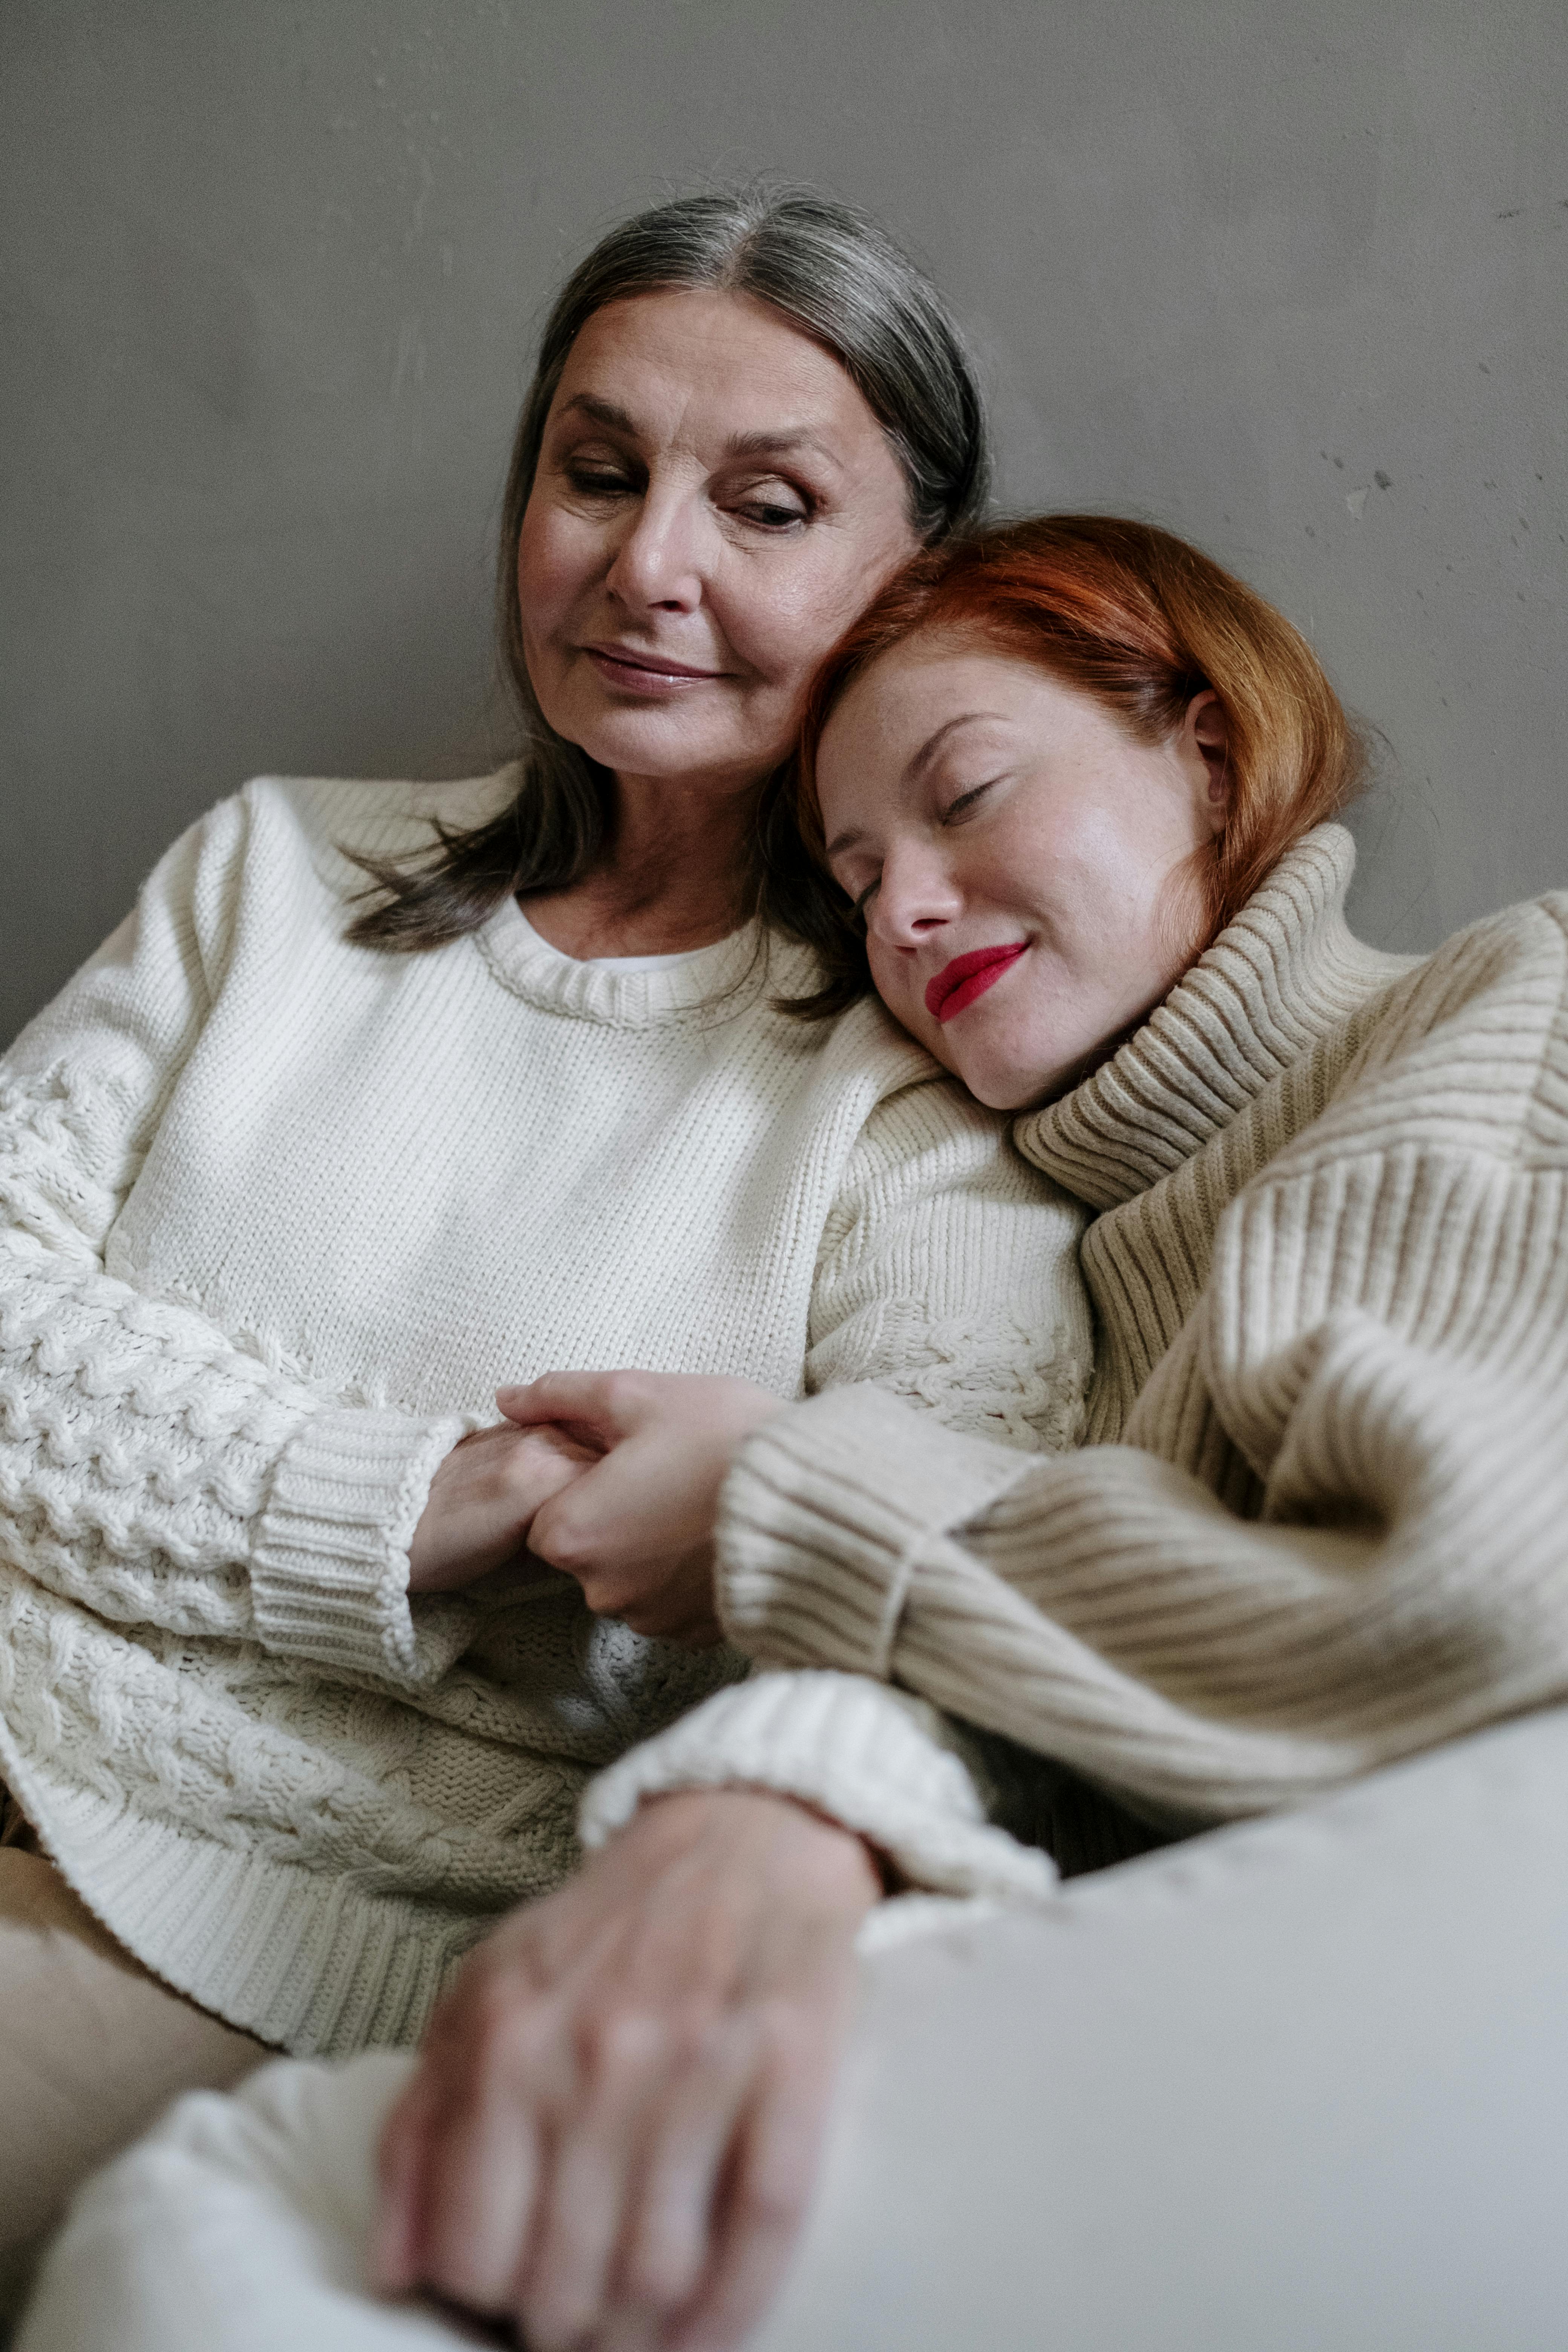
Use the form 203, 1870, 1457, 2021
0, 768, 1089, 2054
715, 825, 1568, 1821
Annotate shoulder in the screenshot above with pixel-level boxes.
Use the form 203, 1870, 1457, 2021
234, 764, 522, 891
1357, 891, 1568, 1072
785, 984, 1066, 1198
1285, 892, 1568, 1177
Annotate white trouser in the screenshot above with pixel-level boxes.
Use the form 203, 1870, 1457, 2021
18, 1707, 1568, 2352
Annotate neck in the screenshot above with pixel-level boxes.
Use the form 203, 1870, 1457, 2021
523, 766, 761, 959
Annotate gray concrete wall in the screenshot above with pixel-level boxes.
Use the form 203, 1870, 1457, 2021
3, 0, 1564, 1042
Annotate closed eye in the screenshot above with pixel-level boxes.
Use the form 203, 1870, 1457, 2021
940, 779, 999, 824
736, 500, 809, 530
566, 464, 637, 497
727, 479, 813, 532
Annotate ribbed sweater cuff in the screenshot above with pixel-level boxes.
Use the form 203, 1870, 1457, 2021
716, 1385, 1036, 1678
578, 1670, 1057, 1902
252, 1406, 473, 1685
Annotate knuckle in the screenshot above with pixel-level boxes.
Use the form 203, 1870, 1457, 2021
665, 1997, 726, 2073
540, 1516, 590, 1570
575, 2002, 662, 2089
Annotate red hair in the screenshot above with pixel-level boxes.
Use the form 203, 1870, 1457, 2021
786, 514, 1365, 1017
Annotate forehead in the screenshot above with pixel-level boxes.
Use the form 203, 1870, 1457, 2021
816, 639, 1089, 827
822, 640, 1018, 764
552, 286, 882, 449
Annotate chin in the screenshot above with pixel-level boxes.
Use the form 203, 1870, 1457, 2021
567, 710, 732, 776
955, 1050, 1079, 1113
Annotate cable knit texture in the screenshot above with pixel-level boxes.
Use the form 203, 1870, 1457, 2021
0, 770, 1089, 2055
717, 824, 1568, 1821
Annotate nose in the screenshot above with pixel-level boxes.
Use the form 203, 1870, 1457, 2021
603, 483, 706, 614
866, 839, 962, 951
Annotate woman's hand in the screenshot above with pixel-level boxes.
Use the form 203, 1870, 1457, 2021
407, 1419, 602, 1594
372, 1788, 879, 2352
494, 1372, 785, 1642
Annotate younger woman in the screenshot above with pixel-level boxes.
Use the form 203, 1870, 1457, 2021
374, 513, 1568, 2348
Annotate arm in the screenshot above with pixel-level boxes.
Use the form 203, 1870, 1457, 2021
371, 1084, 1080, 2346
801, 1074, 1090, 1447
717, 1148, 1568, 1822
508, 1076, 1091, 1897
0, 799, 584, 1687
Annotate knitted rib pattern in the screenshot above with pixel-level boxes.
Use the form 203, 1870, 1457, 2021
716, 825, 1568, 1821
0, 771, 1090, 2053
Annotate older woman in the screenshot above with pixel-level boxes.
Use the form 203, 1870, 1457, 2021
0, 197, 1092, 2306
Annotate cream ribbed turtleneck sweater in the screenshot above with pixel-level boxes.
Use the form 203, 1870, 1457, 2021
0, 770, 1090, 2055
716, 825, 1568, 1821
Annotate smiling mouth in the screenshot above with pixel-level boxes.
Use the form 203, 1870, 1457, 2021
925, 943, 1027, 1023
584, 643, 725, 691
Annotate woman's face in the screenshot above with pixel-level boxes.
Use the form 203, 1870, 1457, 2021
816, 639, 1229, 1109
518, 288, 920, 803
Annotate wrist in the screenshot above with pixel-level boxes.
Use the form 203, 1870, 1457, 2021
637, 1786, 882, 1909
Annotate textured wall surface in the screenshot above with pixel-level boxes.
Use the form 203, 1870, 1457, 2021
3, 0, 1564, 1040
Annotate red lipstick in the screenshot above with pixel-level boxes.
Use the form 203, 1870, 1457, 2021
925, 943, 1026, 1023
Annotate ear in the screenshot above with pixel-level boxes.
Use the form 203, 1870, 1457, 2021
1185, 690, 1230, 835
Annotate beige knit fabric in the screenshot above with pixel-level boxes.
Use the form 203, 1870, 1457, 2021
715, 824, 1568, 1822
0, 770, 1089, 2056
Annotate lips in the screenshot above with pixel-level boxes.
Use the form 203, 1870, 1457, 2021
925, 943, 1027, 1023
585, 643, 723, 688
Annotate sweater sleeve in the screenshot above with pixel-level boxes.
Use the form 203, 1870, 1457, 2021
802, 1076, 1091, 1452
577, 1076, 1090, 1898
0, 799, 473, 1689
712, 1144, 1568, 1824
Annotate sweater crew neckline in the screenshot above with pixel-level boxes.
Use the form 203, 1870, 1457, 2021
1013, 825, 1420, 1211
477, 896, 806, 1027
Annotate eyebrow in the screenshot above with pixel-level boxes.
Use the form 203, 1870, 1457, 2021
823, 712, 1005, 861
556, 394, 845, 472
908, 711, 1006, 781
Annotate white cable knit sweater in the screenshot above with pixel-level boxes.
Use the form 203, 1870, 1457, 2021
0, 769, 1089, 2054
715, 826, 1568, 1821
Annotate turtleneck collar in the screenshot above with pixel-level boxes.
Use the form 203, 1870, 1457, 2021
1012, 825, 1419, 1211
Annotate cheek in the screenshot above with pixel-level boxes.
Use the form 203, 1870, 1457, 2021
516, 499, 592, 643
719, 528, 912, 693
866, 937, 931, 1031
707, 565, 820, 694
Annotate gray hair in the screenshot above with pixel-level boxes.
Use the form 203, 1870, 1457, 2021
349, 185, 990, 962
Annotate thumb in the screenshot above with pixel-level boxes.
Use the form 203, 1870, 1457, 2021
495, 1368, 645, 1445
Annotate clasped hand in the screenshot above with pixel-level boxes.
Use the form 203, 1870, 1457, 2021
407, 1372, 783, 1646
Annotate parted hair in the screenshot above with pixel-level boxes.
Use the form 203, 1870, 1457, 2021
346, 185, 990, 957
787, 513, 1368, 1018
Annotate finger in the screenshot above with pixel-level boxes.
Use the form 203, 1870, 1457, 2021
496, 1369, 643, 1439
668, 2038, 836, 2352
528, 1450, 648, 1588
614, 2017, 756, 2320
518, 2010, 674, 2352
371, 2066, 441, 2290
415, 2030, 549, 2316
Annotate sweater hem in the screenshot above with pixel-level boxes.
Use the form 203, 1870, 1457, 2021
0, 1723, 487, 2057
